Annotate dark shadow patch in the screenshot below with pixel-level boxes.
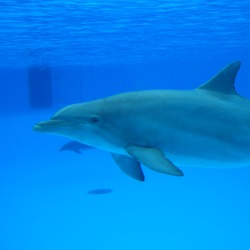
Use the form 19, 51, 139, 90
87, 189, 113, 195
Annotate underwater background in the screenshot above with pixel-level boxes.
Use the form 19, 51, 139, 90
1, 0, 250, 249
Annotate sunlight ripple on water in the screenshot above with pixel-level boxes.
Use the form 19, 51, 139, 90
0, 0, 250, 67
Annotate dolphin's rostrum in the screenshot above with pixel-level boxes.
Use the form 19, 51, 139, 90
34, 61, 250, 181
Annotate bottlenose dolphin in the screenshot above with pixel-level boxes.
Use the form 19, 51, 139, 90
33, 61, 250, 181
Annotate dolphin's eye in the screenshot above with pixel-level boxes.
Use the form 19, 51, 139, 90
89, 115, 100, 124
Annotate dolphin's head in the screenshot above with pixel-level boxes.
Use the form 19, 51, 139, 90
33, 100, 119, 149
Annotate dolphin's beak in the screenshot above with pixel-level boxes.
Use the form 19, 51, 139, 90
33, 119, 71, 133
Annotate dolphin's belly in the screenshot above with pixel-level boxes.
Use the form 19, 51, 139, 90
122, 118, 250, 169
159, 128, 250, 168
161, 133, 250, 168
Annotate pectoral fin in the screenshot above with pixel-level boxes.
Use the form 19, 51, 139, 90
111, 153, 145, 182
126, 145, 184, 176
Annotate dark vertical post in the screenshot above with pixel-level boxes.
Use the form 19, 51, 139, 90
28, 67, 53, 108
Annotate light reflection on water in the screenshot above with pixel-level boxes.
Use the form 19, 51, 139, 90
0, 0, 250, 67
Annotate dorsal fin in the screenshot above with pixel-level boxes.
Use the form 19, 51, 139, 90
198, 61, 241, 95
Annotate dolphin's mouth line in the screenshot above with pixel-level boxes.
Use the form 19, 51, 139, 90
33, 119, 78, 131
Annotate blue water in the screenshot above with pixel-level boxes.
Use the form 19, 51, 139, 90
1, 0, 250, 67
1, 1, 250, 250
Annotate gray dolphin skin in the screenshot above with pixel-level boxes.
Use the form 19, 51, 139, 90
33, 61, 250, 181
